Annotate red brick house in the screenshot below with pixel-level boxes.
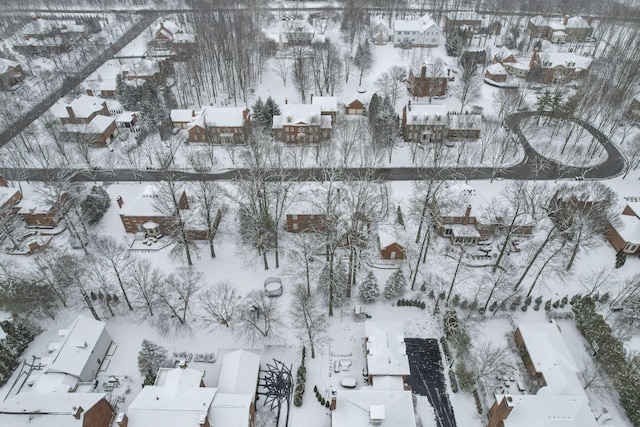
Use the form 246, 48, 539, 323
527, 15, 593, 42
528, 50, 592, 84
18, 195, 67, 228
55, 94, 110, 125
484, 63, 508, 83
272, 102, 332, 143
61, 115, 119, 146
407, 63, 449, 98
150, 20, 196, 57
0, 58, 25, 88
344, 99, 366, 115
0, 175, 23, 212
187, 107, 251, 144
444, 11, 481, 33
171, 109, 198, 129
286, 213, 326, 232
605, 198, 640, 255
311, 94, 338, 122
447, 114, 482, 139
492, 46, 517, 64
401, 102, 448, 143
378, 229, 405, 260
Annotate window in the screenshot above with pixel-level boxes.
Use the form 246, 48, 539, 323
291, 214, 298, 220
293, 223, 299, 230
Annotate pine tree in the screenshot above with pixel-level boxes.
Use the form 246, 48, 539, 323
251, 97, 265, 125
81, 186, 111, 225
318, 262, 348, 306
138, 339, 170, 383
263, 96, 281, 128
384, 269, 407, 299
359, 271, 380, 303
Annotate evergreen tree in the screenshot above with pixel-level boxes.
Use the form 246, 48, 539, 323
81, 186, 111, 225
115, 74, 140, 111
368, 93, 380, 128
137, 339, 170, 385
359, 271, 380, 303
384, 269, 407, 299
251, 97, 265, 125
263, 96, 281, 128
445, 30, 464, 57
317, 262, 348, 307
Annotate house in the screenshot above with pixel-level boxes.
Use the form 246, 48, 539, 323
14, 37, 71, 56
492, 46, 517, 64
528, 50, 592, 84
527, 15, 593, 42
272, 101, 332, 143
172, 33, 197, 58
116, 111, 138, 130
444, 11, 481, 33
407, 63, 450, 98
447, 114, 482, 139
121, 59, 166, 84
187, 107, 251, 143
171, 109, 198, 129
485, 63, 508, 83
401, 102, 448, 143
364, 321, 410, 386
18, 192, 68, 228
378, 229, 405, 260
54, 94, 110, 125
437, 202, 482, 245
605, 197, 640, 255
151, 20, 182, 49
311, 94, 338, 122
213, 350, 261, 427
393, 14, 441, 47
0, 177, 23, 212
22, 19, 87, 41
0, 392, 113, 427
286, 213, 326, 232
370, 15, 391, 44
487, 322, 598, 427
0, 58, 25, 88
33, 316, 112, 393
61, 115, 119, 146
330, 389, 417, 427
344, 99, 366, 115
281, 19, 315, 45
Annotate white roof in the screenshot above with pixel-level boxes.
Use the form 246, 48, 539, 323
208, 393, 253, 427
448, 114, 482, 130
486, 63, 508, 75
446, 11, 480, 21
493, 46, 514, 61
394, 14, 439, 33
195, 106, 248, 129
217, 350, 260, 395
499, 394, 598, 427
127, 367, 217, 427
312, 96, 338, 112
538, 52, 592, 70
365, 321, 410, 377
116, 111, 137, 123
617, 200, 640, 243
332, 390, 416, 427
371, 375, 405, 391
155, 20, 181, 38
378, 229, 400, 250
566, 16, 590, 28
405, 103, 448, 126
0, 186, 20, 208
63, 115, 114, 134
171, 109, 197, 123
0, 392, 107, 427
120, 185, 162, 216
53, 95, 106, 120
449, 224, 481, 238
529, 15, 548, 26
273, 103, 323, 128
47, 316, 110, 380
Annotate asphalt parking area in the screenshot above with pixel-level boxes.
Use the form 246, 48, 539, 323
405, 338, 457, 427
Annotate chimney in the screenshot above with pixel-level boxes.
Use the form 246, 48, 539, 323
563, 15, 569, 26
464, 205, 472, 224
0, 175, 8, 188
285, 98, 288, 104
330, 389, 337, 410
310, 93, 314, 103
447, 68, 451, 77
420, 64, 426, 79
243, 108, 250, 120
116, 196, 124, 208
115, 413, 129, 427
179, 360, 188, 369
529, 49, 540, 69
585, 15, 593, 25
86, 88, 94, 96
198, 413, 210, 427
65, 105, 75, 121
72, 406, 84, 420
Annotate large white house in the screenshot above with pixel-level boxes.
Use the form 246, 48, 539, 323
393, 14, 441, 47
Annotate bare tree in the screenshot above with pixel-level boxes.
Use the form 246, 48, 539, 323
290, 282, 327, 359
452, 62, 482, 114
291, 45, 312, 102
287, 232, 320, 295
375, 65, 407, 106
200, 281, 240, 328
622, 133, 640, 179
580, 266, 618, 297
91, 236, 134, 310
155, 267, 201, 326
579, 357, 612, 395
237, 290, 283, 344
456, 341, 515, 391
129, 258, 161, 316
272, 55, 290, 87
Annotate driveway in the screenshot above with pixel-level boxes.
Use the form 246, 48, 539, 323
405, 338, 457, 427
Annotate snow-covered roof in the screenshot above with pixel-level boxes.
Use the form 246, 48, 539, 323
493, 46, 514, 61
552, 30, 567, 37
405, 103, 448, 126
46, 316, 110, 380
64, 115, 114, 134
394, 14, 439, 33
616, 199, 640, 243
282, 19, 314, 33
273, 103, 324, 128
208, 393, 253, 427
498, 394, 598, 427
17, 197, 53, 215
155, 20, 181, 39
365, 321, 410, 377
127, 367, 217, 427
529, 15, 549, 26
311, 96, 338, 113
171, 109, 198, 123
566, 16, 590, 28
0, 392, 107, 427
538, 52, 592, 70
449, 224, 481, 238
378, 229, 400, 250
371, 15, 390, 31
174, 33, 195, 43
217, 350, 260, 395
448, 114, 482, 130
195, 106, 248, 129
0, 58, 20, 74
52, 95, 107, 120
486, 63, 508, 75
116, 111, 137, 123
332, 390, 416, 427
0, 186, 20, 208
440, 183, 489, 217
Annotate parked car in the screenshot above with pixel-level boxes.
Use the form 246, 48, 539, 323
264, 277, 283, 297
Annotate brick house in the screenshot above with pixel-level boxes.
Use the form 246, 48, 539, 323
401, 102, 448, 143
311, 94, 338, 122
393, 14, 441, 48
151, 20, 196, 57
14, 37, 71, 56
61, 115, 119, 146
286, 213, 326, 232
272, 102, 332, 143
187, 107, 251, 144
0, 176, 23, 212
171, 109, 198, 129
447, 114, 482, 139
121, 59, 167, 85
55, 94, 110, 125
22, 19, 88, 41
605, 198, 640, 255
407, 63, 450, 98
492, 46, 517, 64
115, 111, 138, 130
528, 50, 592, 84
444, 11, 481, 33
18, 191, 69, 228
344, 99, 366, 115
527, 15, 593, 43
378, 229, 405, 259
484, 63, 508, 83
0, 58, 25, 88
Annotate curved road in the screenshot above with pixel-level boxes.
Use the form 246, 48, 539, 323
0, 13, 158, 147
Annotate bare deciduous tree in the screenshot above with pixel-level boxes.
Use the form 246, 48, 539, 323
237, 290, 283, 344
290, 282, 327, 359
200, 281, 239, 329
156, 267, 201, 326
